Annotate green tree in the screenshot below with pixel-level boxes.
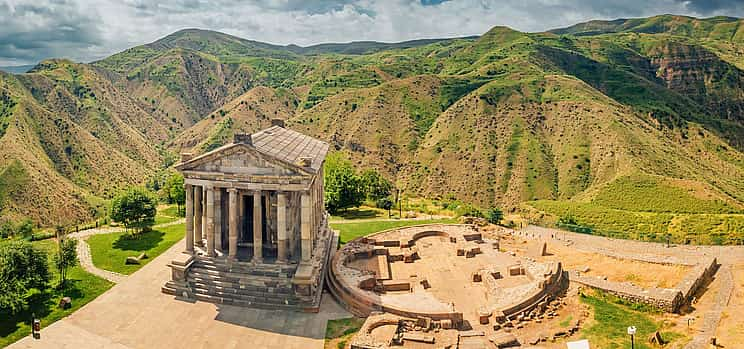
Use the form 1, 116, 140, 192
0, 220, 13, 238
375, 197, 394, 218
323, 152, 364, 213
16, 218, 33, 239
484, 207, 504, 225
0, 240, 50, 314
53, 234, 78, 287
111, 187, 158, 236
360, 169, 394, 201
166, 173, 186, 216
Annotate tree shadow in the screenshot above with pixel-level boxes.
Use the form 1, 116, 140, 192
335, 208, 380, 220
0, 278, 85, 338
112, 230, 165, 252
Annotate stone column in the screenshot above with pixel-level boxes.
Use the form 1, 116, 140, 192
300, 192, 311, 263
202, 188, 207, 246
213, 189, 222, 253
237, 193, 244, 242
194, 186, 203, 246
277, 192, 287, 263
228, 189, 238, 260
252, 190, 262, 262
205, 186, 215, 257
288, 193, 297, 260
184, 183, 194, 253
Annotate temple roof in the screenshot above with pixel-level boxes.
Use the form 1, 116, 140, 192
176, 125, 329, 175
250, 126, 328, 172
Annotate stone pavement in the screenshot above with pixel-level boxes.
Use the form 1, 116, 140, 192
8, 238, 351, 349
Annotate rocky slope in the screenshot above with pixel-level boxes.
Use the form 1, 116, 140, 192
1, 15, 743, 230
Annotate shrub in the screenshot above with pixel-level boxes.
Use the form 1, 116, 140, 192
485, 207, 504, 225
0, 240, 50, 314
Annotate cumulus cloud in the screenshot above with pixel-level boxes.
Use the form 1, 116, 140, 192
0, 0, 742, 66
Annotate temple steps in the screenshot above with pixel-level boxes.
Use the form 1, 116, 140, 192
177, 258, 317, 311
194, 258, 298, 278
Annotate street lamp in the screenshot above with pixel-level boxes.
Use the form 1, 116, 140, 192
627, 326, 637, 349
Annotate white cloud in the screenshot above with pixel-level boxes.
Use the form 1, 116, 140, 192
0, 0, 741, 66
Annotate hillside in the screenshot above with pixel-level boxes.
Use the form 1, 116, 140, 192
1, 16, 743, 242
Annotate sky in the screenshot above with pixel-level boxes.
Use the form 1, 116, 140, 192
1, 0, 743, 66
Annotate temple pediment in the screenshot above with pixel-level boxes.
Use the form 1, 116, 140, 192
178, 144, 308, 177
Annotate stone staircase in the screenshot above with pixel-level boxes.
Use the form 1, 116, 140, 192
163, 258, 317, 311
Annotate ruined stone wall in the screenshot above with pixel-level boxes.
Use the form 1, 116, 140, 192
675, 257, 718, 302
499, 262, 566, 316
571, 272, 682, 312
570, 257, 718, 313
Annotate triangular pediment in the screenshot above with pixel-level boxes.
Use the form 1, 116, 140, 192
178, 144, 309, 177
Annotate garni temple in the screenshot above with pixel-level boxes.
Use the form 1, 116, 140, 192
162, 120, 334, 312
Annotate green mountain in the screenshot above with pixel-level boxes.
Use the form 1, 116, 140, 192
0, 16, 742, 243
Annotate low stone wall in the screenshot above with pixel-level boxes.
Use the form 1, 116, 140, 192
498, 262, 566, 317
570, 257, 718, 313
571, 271, 682, 312
675, 257, 718, 303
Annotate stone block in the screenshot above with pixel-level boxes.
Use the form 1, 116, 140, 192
472, 272, 482, 282
508, 265, 525, 276
58, 296, 72, 309
126, 256, 141, 265
488, 333, 519, 348
529, 242, 547, 257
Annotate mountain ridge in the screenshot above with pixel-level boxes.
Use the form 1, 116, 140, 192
0, 16, 742, 243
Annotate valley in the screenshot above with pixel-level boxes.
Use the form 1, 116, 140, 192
0, 14, 742, 243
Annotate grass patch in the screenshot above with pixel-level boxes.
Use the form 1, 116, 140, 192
592, 174, 740, 214
331, 218, 457, 244
528, 200, 744, 245
0, 240, 114, 347
324, 317, 365, 349
578, 290, 683, 348
87, 223, 185, 275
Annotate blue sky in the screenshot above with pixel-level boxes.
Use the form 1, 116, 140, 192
1, 0, 743, 66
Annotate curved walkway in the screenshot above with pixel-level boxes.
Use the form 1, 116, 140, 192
70, 218, 186, 284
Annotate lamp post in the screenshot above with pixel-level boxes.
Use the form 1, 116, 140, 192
627, 326, 637, 349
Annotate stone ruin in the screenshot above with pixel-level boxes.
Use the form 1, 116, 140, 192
328, 224, 569, 349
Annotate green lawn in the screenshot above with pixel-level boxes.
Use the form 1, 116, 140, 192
324, 317, 365, 349
330, 218, 457, 244
154, 204, 184, 225
0, 240, 114, 347
578, 291, 684, 349
87, 223, 185, 275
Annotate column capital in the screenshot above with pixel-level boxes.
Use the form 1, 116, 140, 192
227, 188, 238, 193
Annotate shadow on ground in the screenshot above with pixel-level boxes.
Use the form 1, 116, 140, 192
113, 231, 165, 252
212, 304, 327, 339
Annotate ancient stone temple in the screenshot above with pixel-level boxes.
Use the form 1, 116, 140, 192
162, 121, 334, 312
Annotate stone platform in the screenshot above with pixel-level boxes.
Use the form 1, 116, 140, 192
164, 221, 337, 312
328, 224, 567, 329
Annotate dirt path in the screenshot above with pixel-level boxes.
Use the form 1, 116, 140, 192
70, 219, 185, 284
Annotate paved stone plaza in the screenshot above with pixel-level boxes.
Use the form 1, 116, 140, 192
8, 239, 350, 349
